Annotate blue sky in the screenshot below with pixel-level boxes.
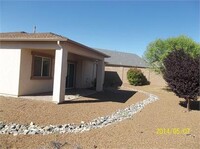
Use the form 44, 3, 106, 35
0, 0, 199, 56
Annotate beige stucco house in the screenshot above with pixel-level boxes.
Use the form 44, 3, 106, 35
0, 32, 109, 103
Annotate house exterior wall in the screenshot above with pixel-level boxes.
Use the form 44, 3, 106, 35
105, 66, 166, 87
81, 60, 96, 88
68, 53, 97, 89
0, 40, 105, 96
0, 49, 21, 96
18, 49, 55, 95
75, 60, 83, 88
18, 49, 98, 95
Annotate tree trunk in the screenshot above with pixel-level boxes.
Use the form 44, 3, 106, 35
187, 98, 190, 112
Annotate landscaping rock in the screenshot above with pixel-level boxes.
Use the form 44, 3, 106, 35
0, 122, 5, 130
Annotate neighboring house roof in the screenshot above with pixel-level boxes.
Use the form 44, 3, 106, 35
0, 32, 109, 58
96, 48, 148, 68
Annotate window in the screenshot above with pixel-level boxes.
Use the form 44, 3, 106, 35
31, 52, 52, 79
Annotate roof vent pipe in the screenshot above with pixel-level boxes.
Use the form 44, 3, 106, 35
33, 26, 36, 33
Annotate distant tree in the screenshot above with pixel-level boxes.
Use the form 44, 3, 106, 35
144, 35, 200, 73
127, 68, 149, 86
163, 49, 200, 111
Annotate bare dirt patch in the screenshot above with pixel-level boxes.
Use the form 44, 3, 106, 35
0, 85, 199, 149
0, 88, 144, 125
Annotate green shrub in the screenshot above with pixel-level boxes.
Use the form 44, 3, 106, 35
127, 68, 149, 86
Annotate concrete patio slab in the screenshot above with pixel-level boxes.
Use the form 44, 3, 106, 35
20, 88, 97, 102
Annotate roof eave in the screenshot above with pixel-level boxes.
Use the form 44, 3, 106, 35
0, 38, 67, 42
67, 39, 110, 58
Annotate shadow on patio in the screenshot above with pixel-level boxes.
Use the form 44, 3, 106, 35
21, 88, 136, 104
61, 88, 137, 104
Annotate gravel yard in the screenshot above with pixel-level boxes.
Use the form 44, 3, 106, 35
0, 88, 145, 125
0, 85, 199, 149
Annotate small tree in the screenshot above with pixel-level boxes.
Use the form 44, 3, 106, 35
127, 68, 149, 86
163, 49, 200, 111
144, 35, 200, 73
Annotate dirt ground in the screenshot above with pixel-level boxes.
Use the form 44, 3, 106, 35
0, 84, 200, 149
0, 88, 145, 125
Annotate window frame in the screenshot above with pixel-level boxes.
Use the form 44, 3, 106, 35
31, 52, 53, 80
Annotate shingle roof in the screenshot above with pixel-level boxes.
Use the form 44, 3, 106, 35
0, 32, 67, 41
0, 32, 109, 58
96, 48, 148, 68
